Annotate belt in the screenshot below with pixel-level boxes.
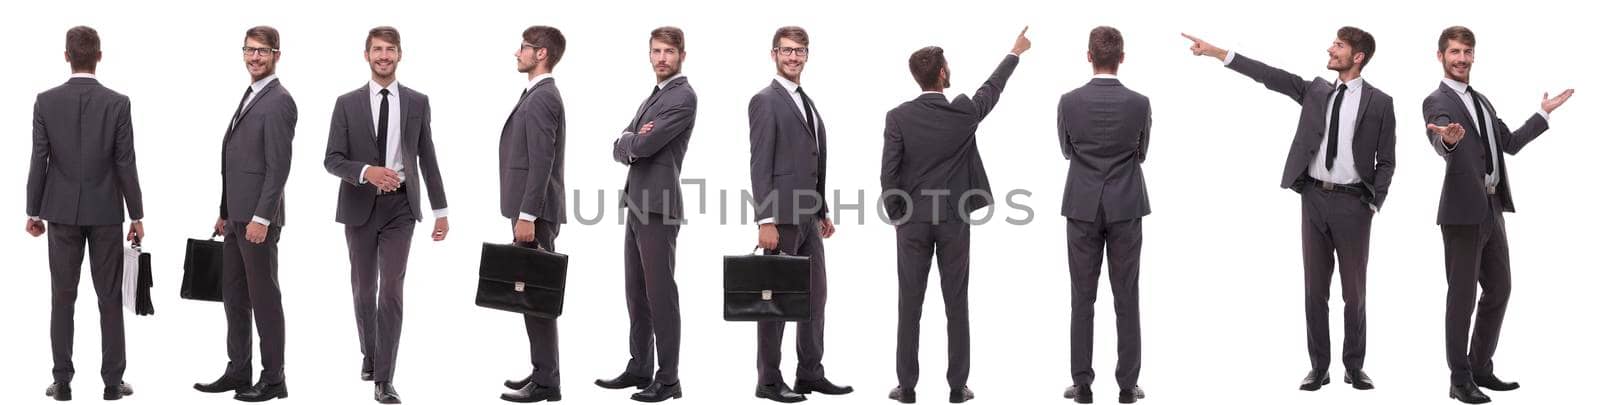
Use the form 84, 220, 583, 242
1312, 180, 1364, 196
378, 183, 408, 196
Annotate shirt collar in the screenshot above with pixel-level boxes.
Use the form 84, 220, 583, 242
657, 73, 684, 89
775, 75, 802, 95
526, 73, 553, 91
70, 72, 97, 79
1332, 76, 1364, 92
1091, 73, 1118, 79
369, 79, 399, 98
250, 74, 279, 93
1442, 77, 1470, 95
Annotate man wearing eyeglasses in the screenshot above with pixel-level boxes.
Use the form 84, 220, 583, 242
323, 26, 451, 404
747, 25, 851, 404
496, 25, 567, 404
194, 25, 297, 403
599, 26, 695, 403
28, 25, 143, 402
880, 27, 1029, 405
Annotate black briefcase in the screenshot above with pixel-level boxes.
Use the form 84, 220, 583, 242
181, 237, 225, 302
723, 247, 811, 322
476, 242, 567, 319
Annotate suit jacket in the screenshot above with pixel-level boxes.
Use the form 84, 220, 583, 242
1227, 54, 1397, 209
1422, 83, 1548, 225
750, 79, 832, 225
26, 77, 144, 226
1057, 77, 1152, 222
881, 54, 1019, 224
323, 83, 449, 226
500, 77, 566, 223
613, 76, 696, 220
220, 79, 297, 226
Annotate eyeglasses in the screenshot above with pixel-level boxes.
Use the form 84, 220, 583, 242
520, 44, 543, 52
774, 47, 810, 57
242, 46, 279, 57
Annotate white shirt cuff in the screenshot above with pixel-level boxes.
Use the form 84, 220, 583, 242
518, 212, 538, 222
1223, 50, 1236, 66
29, 216, 40, 221
433, 208, 449, 218
1537, 109, 1551, 123
757, 217, 775, 225
358, 164, 370, 184
252, 216, 271, 226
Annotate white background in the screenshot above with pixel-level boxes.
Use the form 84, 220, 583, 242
2, 0, 1594, 404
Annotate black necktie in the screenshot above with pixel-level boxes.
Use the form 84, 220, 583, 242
228, 86, 254, 133
377, 88, 391, 166
1324, 84, 1348, 171
1466, 86, 1494, 176
377, 88, 393, 166
796, 86, 816, 136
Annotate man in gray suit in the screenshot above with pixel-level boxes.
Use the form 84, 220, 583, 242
1421, 26, 1573, 404
880, 27, 1030, 405
26, 25, 141, 402
194, 25, 297, 403
1185, 27, 1395, 393
323, 26, 450, 405
748, 26, 852, 404
598, 26, 695, 403
495, 25, 567, 404
1058, 27, 1149, 405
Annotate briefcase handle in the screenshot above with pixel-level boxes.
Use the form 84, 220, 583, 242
751, 245, 789, 256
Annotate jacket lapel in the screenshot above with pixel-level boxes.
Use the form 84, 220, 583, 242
1437, 83, 1482, 140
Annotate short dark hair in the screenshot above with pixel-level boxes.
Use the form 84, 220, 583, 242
522, 25, 567, 69
66, 26, 100, 71
908, 46, 946, 90
366, 26, 401, 50
772, 26, 809, 48
1437, 26, 1475, 53
1337, 26, 1376, 69
1088, 26, 1123, 70
245, 25, 280, 50
650, 26, 685, 52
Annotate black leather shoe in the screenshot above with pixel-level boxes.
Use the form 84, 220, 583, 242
105, 382, 134, 400
234, 380, 289, 402
1299, 370, 1330, 391
596, 372, 653, 390
756, 382, 807, 403
501, 381, 560, 403
1473, 374, 1520, 391
950, 386, 974, 403
1063, 385, 1091, 403
1344, 370, 1374, 390
362, 371, 375, 382
1449, 384, 1491, 404
46, 382, 71, 401
889, 386, 915, 403
1117, 386, 1144, 404
194, 375, 252, 393
795, 378, 853, 395
632, 381, 682, 403
375, 382, 402, 404
506, 373, 534, 390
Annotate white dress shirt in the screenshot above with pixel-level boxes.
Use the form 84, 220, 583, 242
1308, 77, 1364, 185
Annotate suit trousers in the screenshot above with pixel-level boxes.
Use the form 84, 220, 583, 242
1441, 197, 1512, 385
1300, 187, 1373, 373
346, 193, 415, 383
221, 221, 286, 384
1067, 212, 1142, 389
513, 218, 562, 387
894, 220, 971, 390
47, 223, 127, 385
757, 218, 830, 385
622, 212, 682, 384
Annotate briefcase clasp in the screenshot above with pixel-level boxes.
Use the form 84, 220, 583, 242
514, 282, 526, 292
761, 290, 773, 301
